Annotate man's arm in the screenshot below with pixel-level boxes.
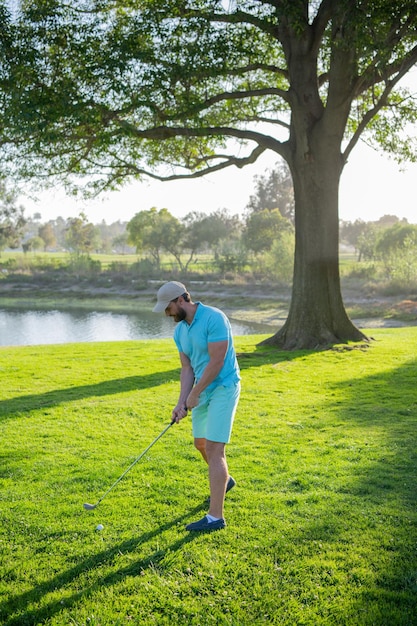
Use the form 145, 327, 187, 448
186, 340, 227, 409
172, 351, 195, 422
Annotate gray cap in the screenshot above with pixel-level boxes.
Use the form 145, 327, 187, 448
153, 281, 187, 312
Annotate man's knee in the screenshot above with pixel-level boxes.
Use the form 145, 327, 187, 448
205, 440, 226, 460
194, 437, 206, 454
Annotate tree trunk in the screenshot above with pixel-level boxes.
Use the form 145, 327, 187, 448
260, 22, 369, 351
261, 143, 368, 350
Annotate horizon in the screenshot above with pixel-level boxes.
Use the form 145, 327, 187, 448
19, 137, 417, 227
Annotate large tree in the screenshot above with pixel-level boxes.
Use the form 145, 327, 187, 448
4, 1, 417, 348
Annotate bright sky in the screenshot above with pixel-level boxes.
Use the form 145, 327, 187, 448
20, 141, 417, 225
20, 71, 417, 227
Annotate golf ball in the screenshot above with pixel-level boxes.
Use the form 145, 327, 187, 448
96, 524, 104, 531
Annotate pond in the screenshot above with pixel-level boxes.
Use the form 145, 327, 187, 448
0, 308, 273, 347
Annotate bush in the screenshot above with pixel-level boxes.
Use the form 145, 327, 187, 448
379, 235, 417, 287
342, 263, 377, 280
130, 258, 157, 276
67, 255, 101, 276
214, 239, 248, 274
0, 258, 17, 272
251, 232, 294, 285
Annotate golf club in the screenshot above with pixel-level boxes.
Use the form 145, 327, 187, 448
83, 419, 175, 510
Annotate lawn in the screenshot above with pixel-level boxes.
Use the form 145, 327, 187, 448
0, 329, 416, 625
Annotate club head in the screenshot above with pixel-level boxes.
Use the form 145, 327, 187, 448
83, 502, 97, 510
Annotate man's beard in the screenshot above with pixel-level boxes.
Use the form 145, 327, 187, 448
174, 308, 187, 323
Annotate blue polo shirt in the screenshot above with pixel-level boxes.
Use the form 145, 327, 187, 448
174, 302, 241, 391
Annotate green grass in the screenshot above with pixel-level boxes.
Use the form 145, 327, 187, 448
1, 330, 416, 625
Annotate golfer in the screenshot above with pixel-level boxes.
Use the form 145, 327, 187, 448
153, 281, 241, 532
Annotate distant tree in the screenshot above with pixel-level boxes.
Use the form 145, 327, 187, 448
376, 223, 417, 283
38, 222, 56, 251
246, 162, 294, 222
0, 181, 26, 253
244, 209, 293, 254
340, 217, 406, 261
47, 217, 67, 250
204, 209, 243, 246
252, 229, 295, 284
376, 223, 417, 257
112, 232, 131, 254
152, 211, 186, 270
127, 210, 153, 255
356, 224, 378, 262
182, 209, 242, 250
214, 238, 248, 275
340, 219, 368, 249
181, 212, 211, 254
65, 213, 99, 256
269, 232, 295, 284
94, 219, 128, 253
375, 215, 402, 228
127, 207, 183, 269
22, 235, 44, 253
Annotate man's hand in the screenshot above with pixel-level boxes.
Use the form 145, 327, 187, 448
172, 404, 188, 423
186, 389, 200, 410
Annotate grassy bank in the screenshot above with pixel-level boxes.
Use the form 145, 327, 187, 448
2, 249, 417, 325
1, 330, 416, 625
1, 287, 417, 329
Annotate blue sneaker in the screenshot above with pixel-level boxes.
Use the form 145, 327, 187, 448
206, 476, 236, 505
186, 515, 226, 532
226, 476, 236, 493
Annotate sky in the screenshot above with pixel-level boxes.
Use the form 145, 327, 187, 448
20, 140, 417, 226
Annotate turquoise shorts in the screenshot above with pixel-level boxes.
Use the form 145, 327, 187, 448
192, 382, 240, 443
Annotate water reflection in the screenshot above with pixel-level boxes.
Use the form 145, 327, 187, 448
0, 308, 272, 347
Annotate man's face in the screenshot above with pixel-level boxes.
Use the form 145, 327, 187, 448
165, 299, 186, 323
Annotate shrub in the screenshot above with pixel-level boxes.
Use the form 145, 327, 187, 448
67, 255, 101, 276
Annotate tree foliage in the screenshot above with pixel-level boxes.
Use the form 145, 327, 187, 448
244, 208, 293, 254
2, 1, 417, 347
376, 223, 417, 284
246, 161, 294, 221
64, 213, 98, 256
127, 206, 242, 270
183, 209, 242, 248
376, 223, 417, 256
0, 181, 26, 252
38, 222, 57, 251
127, 207, 183, 268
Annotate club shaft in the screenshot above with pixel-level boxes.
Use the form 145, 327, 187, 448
93, 421, 174, 506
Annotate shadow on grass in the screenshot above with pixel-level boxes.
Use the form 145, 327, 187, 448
0, 501, 207, 626
344, 360, 417, 625
0, 369, 180, 421
312, 358, 417, 620
0, 346, 305, 422
1, 355, 416, 624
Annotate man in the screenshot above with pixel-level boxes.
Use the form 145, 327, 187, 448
153, 281, 241, 532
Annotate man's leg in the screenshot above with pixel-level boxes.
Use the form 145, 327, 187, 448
194, 437, 208, 464
206, 440, 228, 519
186, 385, 239, 531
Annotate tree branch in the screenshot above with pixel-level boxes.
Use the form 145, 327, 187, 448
344, 47, 417, 162
156, 87, 290, 123
111, 119, 287, 155
79, 144, 269, 188
178, 6, 279, 38
310, 0, 335, 57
